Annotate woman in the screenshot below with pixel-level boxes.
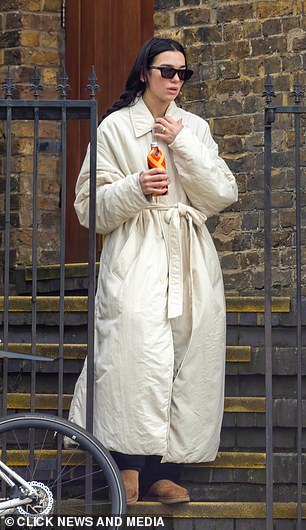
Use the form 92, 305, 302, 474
68, 37, 238, 504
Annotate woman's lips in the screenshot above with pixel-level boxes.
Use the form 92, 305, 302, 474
167, 87, 178, 93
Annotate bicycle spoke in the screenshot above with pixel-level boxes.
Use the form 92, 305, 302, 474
0, 415, 125, 519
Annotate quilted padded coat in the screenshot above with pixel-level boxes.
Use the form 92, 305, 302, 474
68, 96, 238, 463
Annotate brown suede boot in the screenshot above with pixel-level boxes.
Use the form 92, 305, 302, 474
142, 479, 190, 504
120, 469, 139, 504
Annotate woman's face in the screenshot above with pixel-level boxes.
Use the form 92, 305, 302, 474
144, 50, 186, 104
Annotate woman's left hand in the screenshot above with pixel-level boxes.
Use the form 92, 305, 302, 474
154, 116, 183, 145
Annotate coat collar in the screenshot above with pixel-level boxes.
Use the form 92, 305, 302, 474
129, 96, 182, 138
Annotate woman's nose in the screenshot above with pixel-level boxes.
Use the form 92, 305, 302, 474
172, 73, 181, 82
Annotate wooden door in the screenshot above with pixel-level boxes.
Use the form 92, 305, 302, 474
65, 0, 154, 262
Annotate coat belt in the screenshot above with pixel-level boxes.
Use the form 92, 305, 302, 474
146, 203, 207, 319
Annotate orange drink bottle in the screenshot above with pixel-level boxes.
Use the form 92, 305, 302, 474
147, 142, 168, 196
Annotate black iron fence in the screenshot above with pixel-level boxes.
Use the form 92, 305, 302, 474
0, 66, 98, 435
263, 74, 305, 530
0, 66, 305, 525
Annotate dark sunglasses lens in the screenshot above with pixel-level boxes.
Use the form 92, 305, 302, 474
159, 67, 194, 80
182, 69, 193, 80
160, 68, 193, 81
160, 68, 176, 79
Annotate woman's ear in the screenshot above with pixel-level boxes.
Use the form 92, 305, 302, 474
140, 69, 147, 84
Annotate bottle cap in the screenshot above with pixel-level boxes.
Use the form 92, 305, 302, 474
150, 142, 158, 147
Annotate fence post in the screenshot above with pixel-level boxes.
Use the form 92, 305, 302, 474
263, 73, 275, 530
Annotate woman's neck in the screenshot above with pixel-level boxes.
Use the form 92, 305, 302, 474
142, 91, 169, 118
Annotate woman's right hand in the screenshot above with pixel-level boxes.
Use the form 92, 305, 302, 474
139, 168, 170, 197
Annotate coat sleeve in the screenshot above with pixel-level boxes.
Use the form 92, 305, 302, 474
74, 124, 150, 234
168, 117, 238, 218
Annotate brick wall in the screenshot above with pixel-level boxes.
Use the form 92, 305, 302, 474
154, 0, 306, 295
1, 0, 306, 296
0, 0, 63, 277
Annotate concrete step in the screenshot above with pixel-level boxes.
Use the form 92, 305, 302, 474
50, 500, 306, 520
23, 262, 100, 281
0, 295, 291, 313
4, 343, 305, 376
1, 450, 265, 469
1, 343, 252, 363
4, 393, 266, 412
126, 502, 306, 526
13, 262, 100, 295
5, 395, 306, 431
128, 501, 305, 519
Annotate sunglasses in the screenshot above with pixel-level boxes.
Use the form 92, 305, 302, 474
148, 66, 193, 81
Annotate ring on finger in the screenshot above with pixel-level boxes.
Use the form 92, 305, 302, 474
162, 126, 166, 133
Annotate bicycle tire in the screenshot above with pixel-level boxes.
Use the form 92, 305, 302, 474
0, 413, 126, 523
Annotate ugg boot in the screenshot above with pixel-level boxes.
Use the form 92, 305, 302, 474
120, 469, 139, 504
142, 479, 190, 504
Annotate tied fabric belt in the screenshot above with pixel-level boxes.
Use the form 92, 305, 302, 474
147, 202, 207, 319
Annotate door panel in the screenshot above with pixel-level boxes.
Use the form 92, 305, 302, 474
65, 0, 154, 262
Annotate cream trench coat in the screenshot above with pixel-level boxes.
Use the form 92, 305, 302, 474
68, 96, 238, 464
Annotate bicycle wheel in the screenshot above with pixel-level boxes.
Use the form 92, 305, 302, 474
0, 413, 126, 521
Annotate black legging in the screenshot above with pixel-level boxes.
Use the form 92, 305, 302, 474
110, 451, 182, 497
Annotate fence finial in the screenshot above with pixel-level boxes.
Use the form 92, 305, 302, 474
262, 73, 275, 105
3, 66, 15, 99
56, 67, 71, 99
291, 74, 304, 104
31, 67, 44, 99
86, 66, 100, 99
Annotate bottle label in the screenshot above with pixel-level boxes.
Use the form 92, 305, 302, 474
147, 146, 168, 196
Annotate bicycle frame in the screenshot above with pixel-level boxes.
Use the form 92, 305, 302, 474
0, 350, 53, 515
0, 459, 36, 515
0, 352, 126, 521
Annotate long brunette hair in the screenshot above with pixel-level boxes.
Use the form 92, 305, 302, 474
101, 37, 188, 121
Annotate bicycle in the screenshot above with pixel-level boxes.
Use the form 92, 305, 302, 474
0, 350, 126, 524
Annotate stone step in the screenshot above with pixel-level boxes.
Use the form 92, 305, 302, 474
23, 262, 100, 281
5, 393, 266, 412
5, 396, 306, 431
5, 345, 306, 379
1, 343, 252, 363
44, 500, 306, 520
13, 263, 101, 295
0, 296, 291, 313
1, 450, 265, 469
127, 502, 306, 520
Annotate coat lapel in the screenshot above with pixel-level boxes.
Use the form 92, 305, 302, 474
130, 96, 182, 138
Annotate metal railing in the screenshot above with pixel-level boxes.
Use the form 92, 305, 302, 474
263, 74, 305, 530
1, 65, 305, 523
0, 67, 98, 504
